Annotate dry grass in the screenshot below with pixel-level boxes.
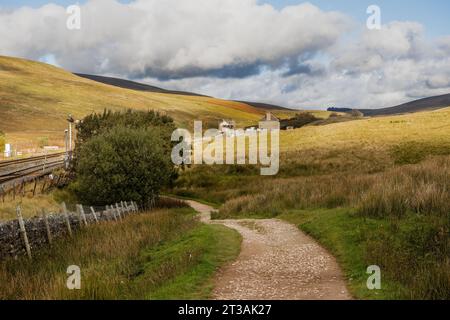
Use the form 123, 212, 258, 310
216, 156, 450, 218
0, 208, 196, 299
0, 55, 266, 148
0, 207, 242, 300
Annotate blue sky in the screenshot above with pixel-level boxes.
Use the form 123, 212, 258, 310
2, 0, 449, 37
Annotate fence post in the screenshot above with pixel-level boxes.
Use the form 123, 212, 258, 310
115, 203, 122, 221
42, 209, 52, 245
61, 202, 72, 237
76, 204, 84, 227
110, 205, 118, 221
90, 206, 99, 223
41, 178, 47, 193
80, 205, 88, 226
120, 201, 126, 216
21, 180, 25, 197
32, 178, 38, 196
16, 205, 32, 260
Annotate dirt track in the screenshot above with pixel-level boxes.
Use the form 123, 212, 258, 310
186, 200, 352, 300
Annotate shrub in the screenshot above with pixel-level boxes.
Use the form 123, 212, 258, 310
351, 109, 364, 117
74, 126, 176, 208
73, 109, 175, 167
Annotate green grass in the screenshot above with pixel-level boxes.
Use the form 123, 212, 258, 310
0, 207, 241, 299
279, 208, 402, 299
390, 141, 450, 165
163, 192, 221, 209
279, 208, 449, 300
140, 224, 241, 299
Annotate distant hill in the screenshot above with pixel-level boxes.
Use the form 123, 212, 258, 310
76, 73, 294, 112
75, 73, 209, 97
328, 94, 450, 116
0, 55, 269, 146
234, 101, 294, 111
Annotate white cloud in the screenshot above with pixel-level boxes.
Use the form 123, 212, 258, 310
0, 0, 450, 109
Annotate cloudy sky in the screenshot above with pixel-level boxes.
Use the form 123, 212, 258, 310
1, 0, 450, 109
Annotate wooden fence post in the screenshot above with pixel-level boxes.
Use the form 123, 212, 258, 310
32, 178, 38, 196
21, 180, 25, 197
16, 205, 32, 260
120, 201, 126, 216
61, 202, 72, 237
110, 205, 118, 221
115, 203, 122, 220
76, 204, 88, 227
82, 205, 88, 225
42, 209, 52, 245
41, 178, 47, 194
90, 206, 99, 223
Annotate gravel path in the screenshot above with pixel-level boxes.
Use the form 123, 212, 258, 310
186, 200, 352, 300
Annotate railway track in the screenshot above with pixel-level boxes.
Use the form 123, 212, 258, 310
0, 153, 66, 187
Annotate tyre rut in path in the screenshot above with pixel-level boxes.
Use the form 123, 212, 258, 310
186, 200, 352, 300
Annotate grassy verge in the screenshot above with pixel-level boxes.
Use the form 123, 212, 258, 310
0, 192, 60, 221
0, 207, 241, 299
279, 208, 449, 300
163, 192, 221, 209
139, 223, 241, 299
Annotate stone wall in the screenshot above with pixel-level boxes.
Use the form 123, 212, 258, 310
0, 202, 137, 260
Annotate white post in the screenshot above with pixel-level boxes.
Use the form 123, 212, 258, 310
90, 206, 99, 223
16, 205, 32, 260
61, 202, 72, 236
115, 203, 122, 220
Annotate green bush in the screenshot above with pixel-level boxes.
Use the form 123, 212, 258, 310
74, 126, 176, 208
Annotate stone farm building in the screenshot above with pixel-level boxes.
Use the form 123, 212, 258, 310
259, 112, 280, 130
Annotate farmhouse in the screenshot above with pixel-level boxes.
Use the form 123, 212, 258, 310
259, 112, 280, 130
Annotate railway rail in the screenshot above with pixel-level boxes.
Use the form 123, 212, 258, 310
0, 152, 66, 188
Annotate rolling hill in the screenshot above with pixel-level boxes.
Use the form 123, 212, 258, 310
75, 73, 209, 97
0, 56, 278, 148
328, 94, 450, 116
75, 74, 295, 112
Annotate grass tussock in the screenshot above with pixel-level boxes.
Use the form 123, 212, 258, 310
0, 207, 241, 299
216, 156, 450, 219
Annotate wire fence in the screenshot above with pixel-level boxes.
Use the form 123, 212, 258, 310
0, 200, 140, 261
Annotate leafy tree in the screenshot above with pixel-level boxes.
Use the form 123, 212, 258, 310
74, 126, 176, 208
74, 109, 175, 162
281, 112, 319, 129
